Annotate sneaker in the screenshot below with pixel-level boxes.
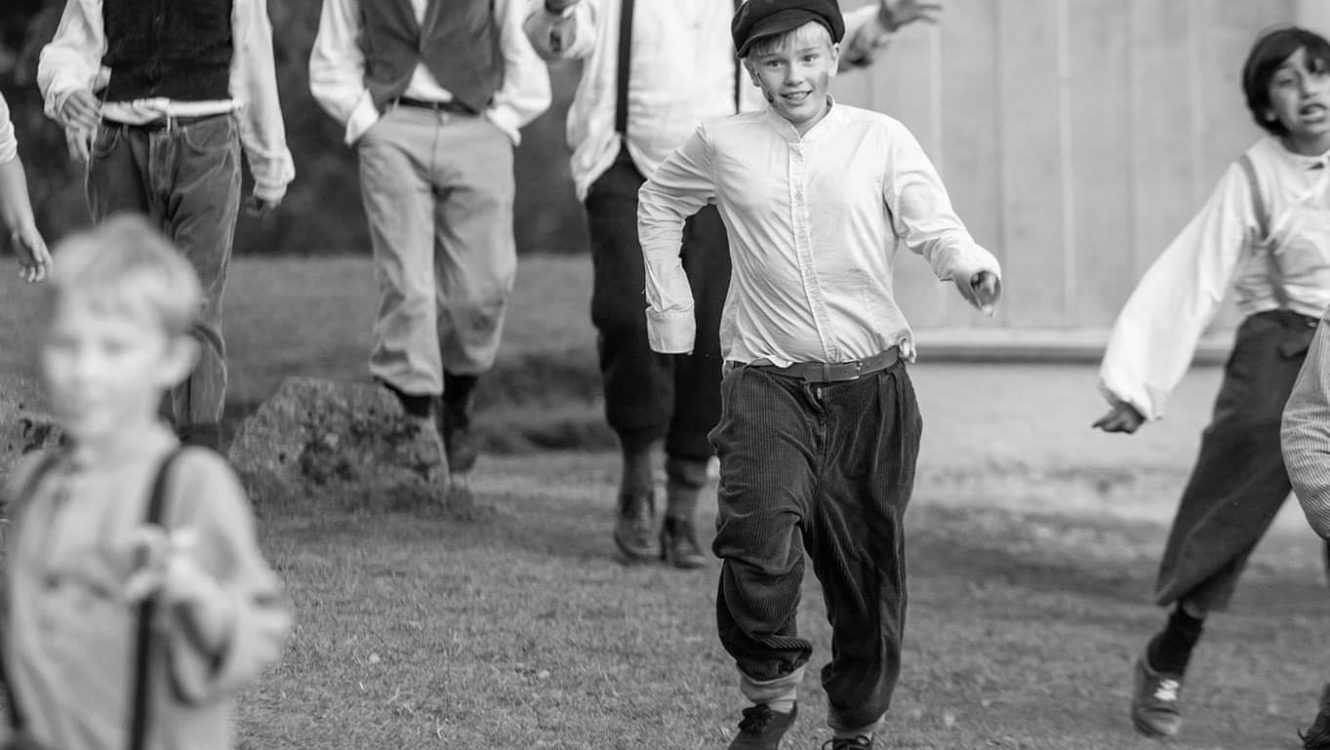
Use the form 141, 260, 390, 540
728, 703, 798, 750
659, 516, 707, 569
821, 737, 874, 750
1300, 682, 1330, 750
1130, 652, 1184, 738
612, 490, 656, 561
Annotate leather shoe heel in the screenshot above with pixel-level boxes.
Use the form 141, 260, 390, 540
660, 517, 707, 569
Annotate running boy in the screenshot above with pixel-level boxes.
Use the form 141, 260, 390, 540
637, 1, 1001, 746
1093, 25, 1330, 743
0, 91, 51, 283
37, 0, 296, 450
0, 215, 291, 750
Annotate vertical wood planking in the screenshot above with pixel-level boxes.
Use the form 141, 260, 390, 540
998, 0, 1068, 327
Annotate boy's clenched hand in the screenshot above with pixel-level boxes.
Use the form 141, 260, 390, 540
956, 270, 1000, 317
1092, 402, 1147, 434
877, 0, 943, 32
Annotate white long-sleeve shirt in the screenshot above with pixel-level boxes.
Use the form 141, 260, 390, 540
524, 0, 896, 201
37, 0, 295, 203
1100, 136, 1330, 421
0, 93, 16, 166
310, 0, 551, 146
639, 103, 1001, 366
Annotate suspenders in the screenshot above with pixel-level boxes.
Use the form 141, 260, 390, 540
615, 0, 746, 139
1238, 153, 1292, 309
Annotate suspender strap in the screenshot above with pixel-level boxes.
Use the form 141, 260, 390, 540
733, 0, 743, 113
1238, 153, 1291, 308
614, 0, 636, 135
0, 450, 63, 735
128, 447, 184, 750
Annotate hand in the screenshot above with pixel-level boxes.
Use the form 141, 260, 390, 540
10, 226, 51, 284
544, 0, 579, 12
245, 194, 281, 218
877, 0, 942, 32
1091, 402, 1146, 434
956, 270, 1000, 317
64, 126, 94, 166
124, 527, 206, 604
58, 89, 101, 132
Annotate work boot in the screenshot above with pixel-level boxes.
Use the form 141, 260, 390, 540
728, 703, 797, 750
661, 456, 708, 569
382, 383, 448, 481
821, 738, 874, 750
613, 489, 656, 561
1130, 651, 1184, 738
1300, 682, 1330, 749
440, 373, 480, 500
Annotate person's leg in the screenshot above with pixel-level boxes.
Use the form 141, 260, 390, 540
150, 116, 242, 450
430, 113, 518, 486
585, 148, 673, 559
1132, 311, 1307, 738
805, 364, 920, 742
660, 204, 731, 569
710, 367, 819, 749
357, 108, 447, 471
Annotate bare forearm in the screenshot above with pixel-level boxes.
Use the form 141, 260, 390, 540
0, 159, 38, 235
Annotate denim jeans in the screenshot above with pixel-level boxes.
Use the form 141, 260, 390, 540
585, 146, 730, 459
357, 105, 517, 396
1154, 310, 1315, 611
86, 114, 241, 435
710, 362, 922, 731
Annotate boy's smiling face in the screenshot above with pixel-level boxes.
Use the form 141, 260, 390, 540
745, 21, 840, 135
41, 294, 196, 451
1267, 46, 1330, 153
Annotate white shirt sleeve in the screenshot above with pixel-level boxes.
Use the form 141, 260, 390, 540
637, 125, 717, 355
0, 93, 16, 165
522, 0, 599, 61
1098, 162, 1254, 420
487, 0, 553, 144
37, 0, 108, 124
308, 0, 379, 146
231, 0, 295, 202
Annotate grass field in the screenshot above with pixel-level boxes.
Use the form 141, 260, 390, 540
4, 255, 1330, 749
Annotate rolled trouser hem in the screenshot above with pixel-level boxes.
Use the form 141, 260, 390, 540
740, 666, 804, 710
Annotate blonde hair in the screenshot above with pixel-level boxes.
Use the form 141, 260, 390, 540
44, 213, 202, 338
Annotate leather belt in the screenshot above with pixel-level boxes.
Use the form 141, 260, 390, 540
744, 348, 900, 383
393, 97, 476, 115
125, 112, 227, 131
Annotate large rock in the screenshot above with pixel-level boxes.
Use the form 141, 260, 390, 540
0, 374, 62, 492
227, 377, 466, 513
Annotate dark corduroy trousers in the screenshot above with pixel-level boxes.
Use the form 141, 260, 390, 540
710, 362, 922, 731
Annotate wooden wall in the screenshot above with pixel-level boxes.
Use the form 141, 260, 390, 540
832, 0, 1309, 337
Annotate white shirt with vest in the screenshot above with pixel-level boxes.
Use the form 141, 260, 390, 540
310, 0, 551, 147
524, 0, 899, 202
37, 0, 295, 203
1100, 136, 1330, 422
638, 102, 1001, 367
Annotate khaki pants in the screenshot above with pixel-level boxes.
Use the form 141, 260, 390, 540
357, 105, 517, 396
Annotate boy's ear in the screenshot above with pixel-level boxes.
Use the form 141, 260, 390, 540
829, 41, 841, 73
160, 335, 200, 388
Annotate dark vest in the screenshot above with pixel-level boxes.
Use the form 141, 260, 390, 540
102, 0, 234, 103
360, 0, 503, 114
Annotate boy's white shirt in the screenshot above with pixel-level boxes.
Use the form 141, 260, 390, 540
309, 0, 552, 147
0, 93, 15, 166
1099, 136, 1330, 421
638, 102, 1001, 366
36, 0, 296, 203
523, 0, 896, 202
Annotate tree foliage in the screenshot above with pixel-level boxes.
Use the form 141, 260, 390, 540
0, 0, 589, 256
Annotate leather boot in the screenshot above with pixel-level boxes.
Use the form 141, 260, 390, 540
613, 488, 656, 560
661, 456, 708, 569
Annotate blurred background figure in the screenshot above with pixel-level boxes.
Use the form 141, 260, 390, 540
0, 90, 50, 284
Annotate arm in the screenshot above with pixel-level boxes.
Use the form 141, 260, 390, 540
881, 121, 1002, 312
1097, 163, 1251, 423
637, 127, 717, 355
230, 0, 296, 210
148, 453, 291, 702
37, 0, 106, 127
1284, 319, 1330, 539
840, 0, 941, 70
0, 97, 51, 283
488, 0, 554, 144
308, 0, 379, 146
523, 0, 598, 61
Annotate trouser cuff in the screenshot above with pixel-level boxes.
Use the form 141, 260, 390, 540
739, 666, 804, 709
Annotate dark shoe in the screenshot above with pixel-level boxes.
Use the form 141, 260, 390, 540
1130, 652, 1184, 738
821, 737, 874, 750
404, 413, 448, 480
1300, 683, 1330, 749
613, 490, 656, 561
728, 703, 797, 750
660, 516, 707, 569
439, 399, 479, 476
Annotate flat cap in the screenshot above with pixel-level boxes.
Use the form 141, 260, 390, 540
731, 0, 846, 59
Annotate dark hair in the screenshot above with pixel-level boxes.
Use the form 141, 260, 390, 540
1242, 26, 1330, 136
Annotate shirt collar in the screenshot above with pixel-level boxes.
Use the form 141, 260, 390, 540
763, 95, 841, 142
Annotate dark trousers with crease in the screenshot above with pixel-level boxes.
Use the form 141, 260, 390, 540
85, 115, 242, 436
1155, 310, 1315, 611
710, 362, 922, 731
585, 146, 730, 459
